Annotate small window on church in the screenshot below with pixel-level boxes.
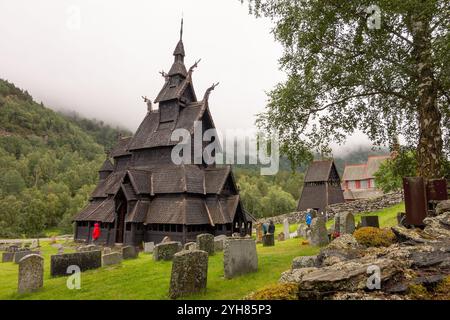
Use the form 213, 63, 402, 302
177, 225, 182, 232
126, 223, 131, 231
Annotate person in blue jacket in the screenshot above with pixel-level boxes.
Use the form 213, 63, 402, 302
262, 222, 268, 235
305, 210, 313, 227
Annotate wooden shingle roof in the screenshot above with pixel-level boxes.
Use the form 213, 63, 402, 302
127, 101, 206, 151
304, 160, 334, 182
110, 137, 132, 158
74, 198, 115, 223
99, 159, 114, 172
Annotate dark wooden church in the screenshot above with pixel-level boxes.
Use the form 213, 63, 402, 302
73, 25, 255, 246
297, 160, 345, 214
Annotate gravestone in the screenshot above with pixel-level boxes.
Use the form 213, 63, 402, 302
169, 250, 208, 299
102, 252, 122, 266
283, 218, 290, 240
122, 246, 139, 259
223, 238, 258, 279
18, 254, 44, 294
14, 251, 39, 264
153, 241, 182, 261
214, 235, 227, 252
2, 252, 15, 263
144, 242, 155, 254
50, 251, 102, 277
7, 245, 19, 253
339, 212, 355, 234
184, 242, 197, 251
310, 217, 329, 246
278, 232, 285, 241
361, 216, 380, 228
334, 214, 341, 234
196, 234, 214, 256
262, 234, 275, 246
30, 240, 39, 250
103, 247, 112, 254
297, 224, 309, 238
161, 236, 171, 243
256, 223, 263, 243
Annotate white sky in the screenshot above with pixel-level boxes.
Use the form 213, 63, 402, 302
0, 0, 372, 156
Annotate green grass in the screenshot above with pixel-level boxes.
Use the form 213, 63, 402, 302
1, 203, 404, 300
0, 238, 319, 300
326, 202, 405, 229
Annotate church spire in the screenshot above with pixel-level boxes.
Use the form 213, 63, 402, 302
168, 19, 187, 77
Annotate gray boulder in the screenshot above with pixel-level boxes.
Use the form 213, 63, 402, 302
292, 255, 318, 269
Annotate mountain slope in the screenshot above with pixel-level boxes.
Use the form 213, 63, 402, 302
0, 79, 128, 237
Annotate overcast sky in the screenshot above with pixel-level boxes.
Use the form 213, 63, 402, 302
0, 0, 372, 156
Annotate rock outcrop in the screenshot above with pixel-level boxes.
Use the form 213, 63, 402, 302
279, 201, 450, 300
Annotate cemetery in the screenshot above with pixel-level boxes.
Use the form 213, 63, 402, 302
0, 1, 449, 303
1, 193, 449, 300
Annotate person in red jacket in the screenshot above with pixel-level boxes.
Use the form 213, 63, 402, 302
92, 222, 101, 243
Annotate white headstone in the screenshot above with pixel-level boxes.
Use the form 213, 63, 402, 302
144, 242, 155, 254
283, 218, 290, 240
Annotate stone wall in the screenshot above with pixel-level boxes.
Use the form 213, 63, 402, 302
326, 192, 403, 218
257, 192, 403, 225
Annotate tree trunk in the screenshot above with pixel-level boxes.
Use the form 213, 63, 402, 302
411, 12, 444, 178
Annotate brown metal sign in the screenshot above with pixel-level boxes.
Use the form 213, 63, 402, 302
403, 177, 427, 226
426, 179, 448, 201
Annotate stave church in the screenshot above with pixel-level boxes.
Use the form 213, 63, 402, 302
73, 22, 255, 246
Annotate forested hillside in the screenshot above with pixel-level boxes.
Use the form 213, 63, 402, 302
0, 79, 129, 238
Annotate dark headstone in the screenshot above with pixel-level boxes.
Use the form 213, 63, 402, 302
262, 234, 275, 247
50, 250, 102, 277
169, 250, 208, 299
2, 252, 15, 263
361, 216, 380, 228
7, 245, 19, 253
121, 246, 138, 259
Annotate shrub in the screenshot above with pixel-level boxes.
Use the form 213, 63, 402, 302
408, 284, 431, 300
353, 227, 396, 247
245, 283, 299, 300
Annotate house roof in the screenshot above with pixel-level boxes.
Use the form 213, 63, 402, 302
99, 159, 114, 172
366, 156, 390, 178
74, 198, 115, 223
304, 160, 334, 182
342, 155, 390, 181
342, 164, 367, 181
110, 137, 132, 158
127, 101, 206, 151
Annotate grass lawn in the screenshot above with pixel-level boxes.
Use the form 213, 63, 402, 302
0, 238, 319, 300
326, 202, 405, 229
1, 203, 403, 300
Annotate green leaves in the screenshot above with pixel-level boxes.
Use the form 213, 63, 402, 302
244, 0, 449, 171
